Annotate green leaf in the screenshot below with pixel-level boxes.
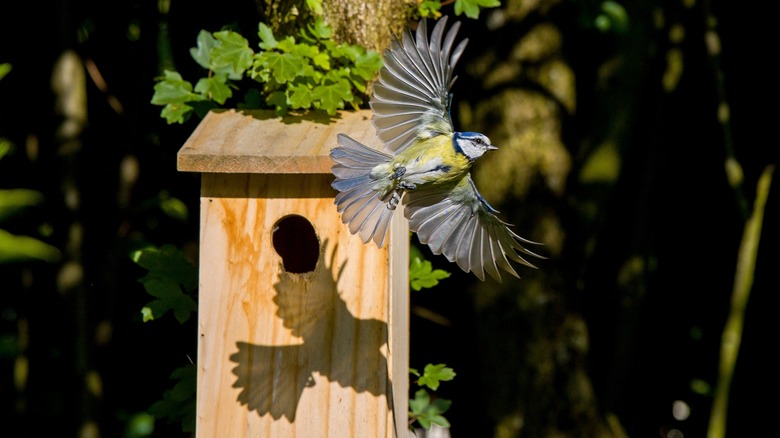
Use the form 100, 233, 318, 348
141, 306, 154, 322
288, 83, 314, 109
211, 30, 254, 76
238, 88, 263, 109
149, 364, 196, 432
189, 30, 218, 69
0, 229, 61, 264
454, 0, 501, 19
312, 75, 352, 115
0, 138, 12, 160
410, 257, 451, 291
0, 63, 11, 81
160, 103, 193, 125
307, 17, 332, 39
151, 71, 201, 105
353, 50, 382, 81
258, 22, 278, 50
276, 36, 299, 53
409, 389, 452, 430
418, 1, 443, 19
330, 44, 362, 62
305, 0, 323, 15
417, 363, 456, 391
0, 189, 44, 221
266, 90, 289, 116
312, 52, 330, 70
131, 244, 198, 323
261, 51, 304, 83
194, 75, 232, 104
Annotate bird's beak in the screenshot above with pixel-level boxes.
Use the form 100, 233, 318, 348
487, 144, 498, 150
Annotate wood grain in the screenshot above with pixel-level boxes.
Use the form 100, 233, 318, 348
188, 110, 409, 437
178, 109, 380, 174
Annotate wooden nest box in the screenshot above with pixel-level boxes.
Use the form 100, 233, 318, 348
178, 109, 409, 437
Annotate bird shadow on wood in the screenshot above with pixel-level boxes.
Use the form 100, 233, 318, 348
229, 241, 390, 421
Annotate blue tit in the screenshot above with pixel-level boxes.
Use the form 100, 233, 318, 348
330, 17, 543, 281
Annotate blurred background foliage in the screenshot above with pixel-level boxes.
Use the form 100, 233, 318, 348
0, 0, 776, 437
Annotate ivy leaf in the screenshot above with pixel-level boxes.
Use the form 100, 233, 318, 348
305, 0, 324, 16
288, 82, 314, 109
189, 30, 218, 69
312, 52, 330, 70
149, 364, 196, 433
261, 51, 304, 83
211, 30, 254, 76
238, 88, 263, 109
160, 103, 193, 124
312, 76, 352, 115
418, 1, 443, 19
410, 257, 450, 291
131, 244, 198, 324
266, 90, 289, 116
353, 51, 382, 80
417, 363, 456, 391
258, 22, 278, 50
455, 0, 501, 19
409, 389, 452, 430
194, 74, 232, 104
330, 44, 362, 62
151, 71, 200, 105
307, 17, 332, 39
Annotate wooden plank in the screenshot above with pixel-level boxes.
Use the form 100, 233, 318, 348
196, 172, 409, 437
177, 109, 380, 174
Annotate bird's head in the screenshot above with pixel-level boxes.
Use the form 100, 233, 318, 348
453, 132, 498, 161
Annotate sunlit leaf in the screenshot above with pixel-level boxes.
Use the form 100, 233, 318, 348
262, 51, 304, 83
454, 0, 500, 19
0, 229, 61, 264
160, 103, 193, 125
151, 71, 201, 105
258, 22, 278, 50
211, 31, 254, 76
288, 83, 314, 109
0, 63, 11, 80
0, 189, 44, 221
410, 257, 450, 291
194, 75, 232, 104
189, 30, 218, 69
417, 364, 456, 391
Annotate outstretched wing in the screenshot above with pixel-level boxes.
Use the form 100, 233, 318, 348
404, 176, 542, 281
370, 17, 468, 154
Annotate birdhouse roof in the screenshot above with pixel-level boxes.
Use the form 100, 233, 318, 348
177, 109, 380, 174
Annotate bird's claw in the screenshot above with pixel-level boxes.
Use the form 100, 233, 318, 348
390, 164, 406, 180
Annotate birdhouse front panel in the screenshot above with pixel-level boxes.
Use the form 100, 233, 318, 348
179, 110, 408, 438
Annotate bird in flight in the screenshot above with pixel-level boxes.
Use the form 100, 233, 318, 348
330, 17, 542, 281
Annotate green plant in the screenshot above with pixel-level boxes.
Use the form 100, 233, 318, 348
409, 363, 456, 430
0, 65, 61, 265
151, 17, 382, 123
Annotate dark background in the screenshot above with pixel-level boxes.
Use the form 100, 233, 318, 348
1, 0, 776, 437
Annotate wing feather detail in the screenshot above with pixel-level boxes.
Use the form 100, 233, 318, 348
370, 17, 467, 153
404, 176, 542, 281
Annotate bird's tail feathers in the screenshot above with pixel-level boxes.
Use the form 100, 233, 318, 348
330, 134, 397, 248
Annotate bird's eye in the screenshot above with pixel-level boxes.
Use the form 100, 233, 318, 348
474, 138, 483, 144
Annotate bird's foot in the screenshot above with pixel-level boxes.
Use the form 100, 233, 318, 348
387, 191, 401, 210
390, 164, 406, 180
398, 181, 416, 190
